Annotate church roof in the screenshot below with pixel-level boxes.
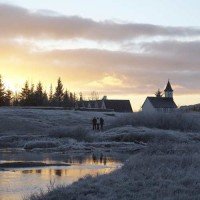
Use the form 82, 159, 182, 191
164, 81, 173, 92
146, 97, 177, 109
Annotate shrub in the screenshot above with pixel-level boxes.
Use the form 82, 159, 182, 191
24, 141, 59, 150
100, 126, 187, 144
0, 135, 23, 148
0, 135, 19, 143
110, 112, 200, 132
48, 126, 93, 142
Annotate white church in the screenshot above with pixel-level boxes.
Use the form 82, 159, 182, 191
142, 81, 177, 113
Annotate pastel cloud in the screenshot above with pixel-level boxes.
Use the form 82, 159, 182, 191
0, 4, 200, 41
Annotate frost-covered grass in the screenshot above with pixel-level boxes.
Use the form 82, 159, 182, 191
0, 107, 121, 135
0, 135, 39, 148
24, 141, 60, 150
48, 126, 93, 142
110, 112, 200, 132
27, 141, 200, 200
99, 126, 189, 143
0, 108, 122, 148
1, 108, 200, 150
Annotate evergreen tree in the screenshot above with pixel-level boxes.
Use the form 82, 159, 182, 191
0, 75, 5, 106
35, 82, 44, 106
69, 92, 74, 107
13, 92, 20, 106
73, 92, 77, 104
63, 90, 70, 107
30, 84, 35, 94
43, 91, 49, 106
53, 77, 64, 106
29, 84, 36, 106
4, 90, 12, 106
20, 81, 30, 106
0, 76, 81, 107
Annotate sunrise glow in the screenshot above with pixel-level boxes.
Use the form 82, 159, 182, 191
0, 0, 200, 110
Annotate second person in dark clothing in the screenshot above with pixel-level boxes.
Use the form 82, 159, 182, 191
92, 117, 97, 130
96, 117, 100, 130
100, 117, 104, 131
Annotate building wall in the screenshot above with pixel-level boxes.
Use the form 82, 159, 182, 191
165, 91, 173, 98
88, 103, 91, 108
142, 99, 156, 113
101, 101, 106, 109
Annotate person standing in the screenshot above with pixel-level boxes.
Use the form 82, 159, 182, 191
92, 117, 97, 130
96, 117, 100, 131
100, 117, 104, 131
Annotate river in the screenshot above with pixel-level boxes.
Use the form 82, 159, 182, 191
0, 149, 129, 200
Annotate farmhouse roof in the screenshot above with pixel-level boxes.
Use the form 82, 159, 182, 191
89, 100, 96, 108
103, 100, 133, 112
76, 101, 89, 107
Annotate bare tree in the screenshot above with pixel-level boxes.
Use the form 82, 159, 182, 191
90, 91, 99, 100
155, 89, 163, 98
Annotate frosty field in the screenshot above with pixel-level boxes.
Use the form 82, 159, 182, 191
0, 107, 141, 152
1, 108, 200, 200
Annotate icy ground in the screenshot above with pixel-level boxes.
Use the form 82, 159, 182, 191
1, 108, 200, 200
0, 107, 118, 135
0, 108, 143, 153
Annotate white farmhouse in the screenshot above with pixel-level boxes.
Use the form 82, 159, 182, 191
142, 81, 177, 113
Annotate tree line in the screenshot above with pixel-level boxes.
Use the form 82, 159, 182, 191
0, 75, 79, 107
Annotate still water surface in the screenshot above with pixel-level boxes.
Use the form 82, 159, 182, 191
0, 149, 126, 200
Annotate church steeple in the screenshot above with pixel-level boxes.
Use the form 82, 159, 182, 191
164, 80, 173, 98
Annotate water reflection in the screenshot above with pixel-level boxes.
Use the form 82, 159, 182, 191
0, 149, 121, 166
0, 152, 125, 200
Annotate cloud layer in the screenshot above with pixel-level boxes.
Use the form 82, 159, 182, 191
0, 3, 200, 109
0, 4, 200, 41
1, 40, 200, 94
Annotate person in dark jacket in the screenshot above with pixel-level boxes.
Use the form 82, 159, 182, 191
96, 117, 100, 131
92, 117, 97, 130
100, 117, 104, 131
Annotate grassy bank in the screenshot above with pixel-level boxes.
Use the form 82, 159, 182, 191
27, 140, 200, 200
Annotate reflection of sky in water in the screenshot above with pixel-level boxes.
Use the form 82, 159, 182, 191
0, 151, 125, 200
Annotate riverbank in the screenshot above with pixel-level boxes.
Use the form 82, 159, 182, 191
25, 123, 200, 200
27, 139, 200, 200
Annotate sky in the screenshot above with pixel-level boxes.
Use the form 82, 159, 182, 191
0, 0, 200, 110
